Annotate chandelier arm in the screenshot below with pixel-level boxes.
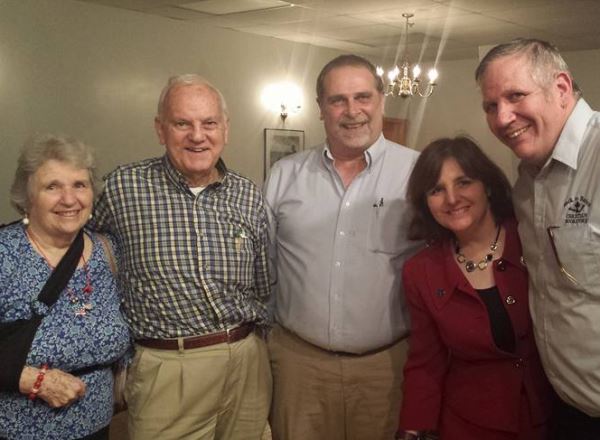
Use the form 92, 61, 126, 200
416, 83, 436, 98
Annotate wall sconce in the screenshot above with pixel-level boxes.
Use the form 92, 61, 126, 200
261, 82, 302, 123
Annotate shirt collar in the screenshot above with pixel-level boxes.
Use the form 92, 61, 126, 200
550, 99, 594, 170
321, 133, 386, 170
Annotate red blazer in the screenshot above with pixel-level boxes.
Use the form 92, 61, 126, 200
399, 219, 553, 433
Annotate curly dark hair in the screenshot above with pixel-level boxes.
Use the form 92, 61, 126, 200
406, 136, 513, 242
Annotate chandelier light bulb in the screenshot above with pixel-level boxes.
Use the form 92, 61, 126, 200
412, 65, 421, 79
428, 68, 439, 83
376, 66, 385, 77
387, 67, 398, 82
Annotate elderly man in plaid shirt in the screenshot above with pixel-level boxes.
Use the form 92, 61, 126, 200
91, 74, 272, 440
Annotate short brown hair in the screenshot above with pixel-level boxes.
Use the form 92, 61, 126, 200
316, 54, 384, 102
407, 136, 513, 242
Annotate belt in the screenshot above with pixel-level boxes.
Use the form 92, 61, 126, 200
279, 324, 407, 357
329, 337, 405, 357
136, 323, 255, 350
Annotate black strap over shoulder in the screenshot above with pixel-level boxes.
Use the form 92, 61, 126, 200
0, 229, 84, 391
0, 220, 21, 229
37, 229, 84, 309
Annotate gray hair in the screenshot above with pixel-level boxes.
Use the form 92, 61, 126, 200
316, 54, 384, 102
475, 38, 581, 98
10, 134, 97, 215
156, 74, 229, 121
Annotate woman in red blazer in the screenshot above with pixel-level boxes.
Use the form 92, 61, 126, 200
397, 137, 554, 440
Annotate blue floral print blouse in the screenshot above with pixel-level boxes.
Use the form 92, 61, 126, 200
0, 223, 130, 440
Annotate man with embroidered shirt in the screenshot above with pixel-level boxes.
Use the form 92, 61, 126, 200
91, 74, 271, 440
264, 54, 420, 439
477, 38, 600, 439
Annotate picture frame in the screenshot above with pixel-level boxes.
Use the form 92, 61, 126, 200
264, 128, 305, 179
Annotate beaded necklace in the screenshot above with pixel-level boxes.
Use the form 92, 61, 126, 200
26, 229, 93, 316
455, 225, 501, 273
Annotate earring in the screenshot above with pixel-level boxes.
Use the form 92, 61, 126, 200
22, 216, 29, 226
88, 213, 93, 220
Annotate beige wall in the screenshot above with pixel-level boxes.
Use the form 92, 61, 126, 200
0, 0, 339, 223
1, 0, 600, 223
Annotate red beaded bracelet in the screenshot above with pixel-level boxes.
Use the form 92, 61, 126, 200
28, 364, 49, 401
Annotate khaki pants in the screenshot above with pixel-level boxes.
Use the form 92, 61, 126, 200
268, 324, 408, 440
125, 333, 271, 440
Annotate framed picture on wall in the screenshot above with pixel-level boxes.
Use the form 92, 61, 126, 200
264, 128, 305, 179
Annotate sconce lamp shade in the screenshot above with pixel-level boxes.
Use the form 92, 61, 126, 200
261, 82, 303, 121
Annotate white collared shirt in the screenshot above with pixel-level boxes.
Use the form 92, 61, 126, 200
514, 99, 600, 416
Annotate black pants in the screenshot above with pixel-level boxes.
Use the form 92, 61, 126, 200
0, 425, 109, 440
553, 398, 600, 440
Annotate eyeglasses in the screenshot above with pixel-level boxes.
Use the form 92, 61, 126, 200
547, 226, 579, 286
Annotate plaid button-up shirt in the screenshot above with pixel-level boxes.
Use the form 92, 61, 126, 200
92, 155, 271, 339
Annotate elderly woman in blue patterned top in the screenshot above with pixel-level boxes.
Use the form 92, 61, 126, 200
0, 134, 130, 440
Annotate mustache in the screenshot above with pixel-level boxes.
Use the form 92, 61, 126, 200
339, 117, 369, 125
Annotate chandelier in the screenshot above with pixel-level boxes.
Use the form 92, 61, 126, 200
377, 13, 438, 98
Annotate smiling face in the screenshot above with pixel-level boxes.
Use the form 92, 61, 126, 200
318, 65, 384, 157
480, 53, 573, 167
27, 159, 93, 244
426, 158, 493, 239
155, 84, 229, 187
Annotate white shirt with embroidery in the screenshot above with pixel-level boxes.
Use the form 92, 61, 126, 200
514, 99, 600, 416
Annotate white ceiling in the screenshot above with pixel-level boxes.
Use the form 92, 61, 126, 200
78, 0, 600, 64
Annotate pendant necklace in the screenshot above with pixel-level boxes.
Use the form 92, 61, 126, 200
26, 229, 93, 316
455, 225, 501, 273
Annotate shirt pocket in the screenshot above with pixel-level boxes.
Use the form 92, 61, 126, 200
549, 224, 600, 291
219, 229, 255, 280
367, 199, 411, 255
222, 229, 254, 258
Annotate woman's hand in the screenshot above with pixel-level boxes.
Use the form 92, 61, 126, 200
19, 366, 86, 408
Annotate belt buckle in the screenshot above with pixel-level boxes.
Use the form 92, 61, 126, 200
226, 326, 233, 343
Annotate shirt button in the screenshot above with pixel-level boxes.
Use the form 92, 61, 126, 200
335, 261, 341, 267
496, 259, 506, 272
520, 256, 526, 266
339, 231, 345, 236
506, 295, 516, 305
436, 288, 445, 297
515, 358, 524, 368
345, 202, 350, 207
